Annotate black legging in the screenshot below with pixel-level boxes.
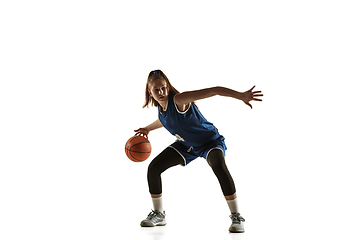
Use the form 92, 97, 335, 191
147, 147, 236, 196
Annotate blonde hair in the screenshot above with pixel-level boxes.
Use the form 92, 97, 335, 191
142, 70, 180, 108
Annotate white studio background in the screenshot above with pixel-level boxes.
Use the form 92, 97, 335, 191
1, 1, 359, 240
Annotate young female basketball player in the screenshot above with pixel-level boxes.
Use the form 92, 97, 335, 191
134, 70, 262, 233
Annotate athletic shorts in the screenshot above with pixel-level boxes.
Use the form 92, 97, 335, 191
168, 135, 227, 166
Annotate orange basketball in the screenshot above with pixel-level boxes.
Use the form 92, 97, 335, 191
125, 135, 152, 162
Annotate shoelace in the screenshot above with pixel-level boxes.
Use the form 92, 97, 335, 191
146, 210, 158, 219
230, 213, 245, 223
146, 210, 164, 220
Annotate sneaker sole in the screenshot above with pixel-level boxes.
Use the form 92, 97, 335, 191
140, 220, 167, 227
229, 226, 245, 233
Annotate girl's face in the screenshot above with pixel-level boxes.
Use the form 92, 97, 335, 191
148, 78, 169, 105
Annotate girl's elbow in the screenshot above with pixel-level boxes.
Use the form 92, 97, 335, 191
213, 86, 225, 95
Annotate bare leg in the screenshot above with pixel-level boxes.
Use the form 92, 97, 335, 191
225, 192, 237, 201
151, 193, 162, 198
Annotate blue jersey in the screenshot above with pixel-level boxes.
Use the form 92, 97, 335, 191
158, 94, 221, 148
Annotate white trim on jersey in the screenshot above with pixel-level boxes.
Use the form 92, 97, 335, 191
173, 94, 191, 114
168, 146, 187, 166
205, 147, 225, 162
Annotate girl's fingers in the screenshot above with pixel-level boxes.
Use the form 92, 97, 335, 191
134, 130, 148, 138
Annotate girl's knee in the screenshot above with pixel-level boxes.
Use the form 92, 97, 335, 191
207, 149, 226, 169
147, 160, 160, 176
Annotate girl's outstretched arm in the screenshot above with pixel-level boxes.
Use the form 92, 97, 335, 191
175, 86, 263, 109
134, 119, 163, 138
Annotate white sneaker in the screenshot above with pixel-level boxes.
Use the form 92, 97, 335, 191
140, 210, 167, 227
229, 213, 245, 233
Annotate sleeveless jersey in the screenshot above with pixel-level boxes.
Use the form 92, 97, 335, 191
158, 93, 221, 148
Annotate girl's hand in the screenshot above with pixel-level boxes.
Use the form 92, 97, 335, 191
241, 86, 263, 109
134, 128, 149, 138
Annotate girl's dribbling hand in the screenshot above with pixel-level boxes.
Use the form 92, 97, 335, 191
134, 128, 149, 138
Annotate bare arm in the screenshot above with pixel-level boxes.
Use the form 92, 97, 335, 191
134, 119, 163, 138
175, 86, 263, 109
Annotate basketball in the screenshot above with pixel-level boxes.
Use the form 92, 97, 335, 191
125, 135, 152, 162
